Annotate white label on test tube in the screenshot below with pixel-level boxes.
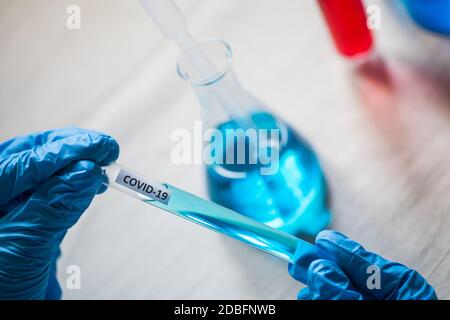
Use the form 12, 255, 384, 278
115, 169, 171, 205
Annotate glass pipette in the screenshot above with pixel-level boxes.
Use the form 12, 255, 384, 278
102, 162, 334, 283
138, 0, 248, 123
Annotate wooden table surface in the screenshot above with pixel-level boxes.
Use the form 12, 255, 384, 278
1, 0, 449, 299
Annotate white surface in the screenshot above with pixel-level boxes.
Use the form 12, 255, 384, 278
0, 0, 450, 299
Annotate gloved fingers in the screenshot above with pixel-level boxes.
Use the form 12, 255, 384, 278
0, 161, 101, 299
297, 287, 313, 300
306, 259, 363, 300
0, 127, 104, 159
0, 131, 119, 205
45, 248, 62, 300
316, 230, 437, 300
25, 160, 103, 228
45, 269, 62, 300
3, 175, 106, 215
288, 239, 336, 284
0, 188, 34, 216
1, 160, 101, 265
391, 268, 438, 300
97, 183, 108, 195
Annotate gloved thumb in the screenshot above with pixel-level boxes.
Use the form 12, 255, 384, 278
0, 160, 103, 299
305, 259, 363, 300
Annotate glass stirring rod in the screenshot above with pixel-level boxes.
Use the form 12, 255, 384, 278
102, 163, 334, 283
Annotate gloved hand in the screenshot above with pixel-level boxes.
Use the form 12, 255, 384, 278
289, 230, 437, 300
0, 127, 119, 299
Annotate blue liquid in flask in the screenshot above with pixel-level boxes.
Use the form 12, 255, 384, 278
177, 39, 331, 236
206, 111, 330, 236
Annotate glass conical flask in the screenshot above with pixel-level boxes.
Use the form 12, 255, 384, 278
177, 39, 330, 236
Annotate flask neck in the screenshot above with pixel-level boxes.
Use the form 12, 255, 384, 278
177, 39, 260, 129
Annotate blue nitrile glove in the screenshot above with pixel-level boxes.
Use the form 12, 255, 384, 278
288, 230, 437, 300
402, 0, 450, 35
0, 127, 119, 299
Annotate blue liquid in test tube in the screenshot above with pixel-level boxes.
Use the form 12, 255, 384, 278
102, 163, 332, 283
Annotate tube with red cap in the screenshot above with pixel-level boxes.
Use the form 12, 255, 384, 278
318, 0, 373, 58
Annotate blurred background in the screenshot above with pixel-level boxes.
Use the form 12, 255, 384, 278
0, 0, 450, 299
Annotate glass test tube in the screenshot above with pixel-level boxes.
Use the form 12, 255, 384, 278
318, 0, 373, 58
102, 162, 332, 283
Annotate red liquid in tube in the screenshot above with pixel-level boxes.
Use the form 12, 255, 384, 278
318, 0, 373, 58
